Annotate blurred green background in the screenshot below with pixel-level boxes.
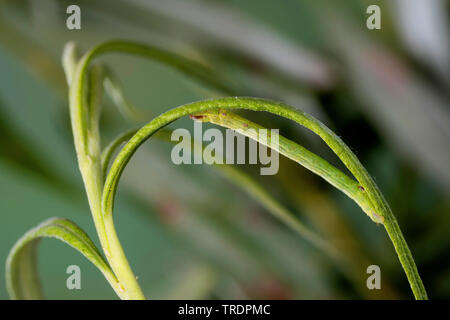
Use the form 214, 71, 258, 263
0, 0, 449, 299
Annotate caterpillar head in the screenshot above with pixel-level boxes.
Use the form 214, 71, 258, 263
369, 211, 385, 224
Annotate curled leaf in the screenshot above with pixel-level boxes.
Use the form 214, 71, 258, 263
6, 217, 120, 300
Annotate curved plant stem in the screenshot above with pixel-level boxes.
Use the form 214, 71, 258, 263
69, 55, 144, 299
103, 97, 427, 300
102, 128, 338, 261
196, 110, 370, 214
67, 39, 236, 300
67, 39, 427, 300
199, 110, 429, 299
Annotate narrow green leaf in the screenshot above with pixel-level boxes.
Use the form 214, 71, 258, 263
101, 127, 338, 261
6, 217, 120, 300
102, 97, 427, 300
103, 67, 151, 121
70, 40, 234, 152
67, 39, 428, 300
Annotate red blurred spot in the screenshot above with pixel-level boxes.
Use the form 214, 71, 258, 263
156, 196, 182, 226
246, 277, 292, 300
365, 49, 409, 92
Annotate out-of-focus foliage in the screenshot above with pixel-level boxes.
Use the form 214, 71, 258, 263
0, 0, 448, 299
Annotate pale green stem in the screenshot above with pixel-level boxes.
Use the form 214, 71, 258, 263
68, 40, 237, 299
70, 63, 144, 300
